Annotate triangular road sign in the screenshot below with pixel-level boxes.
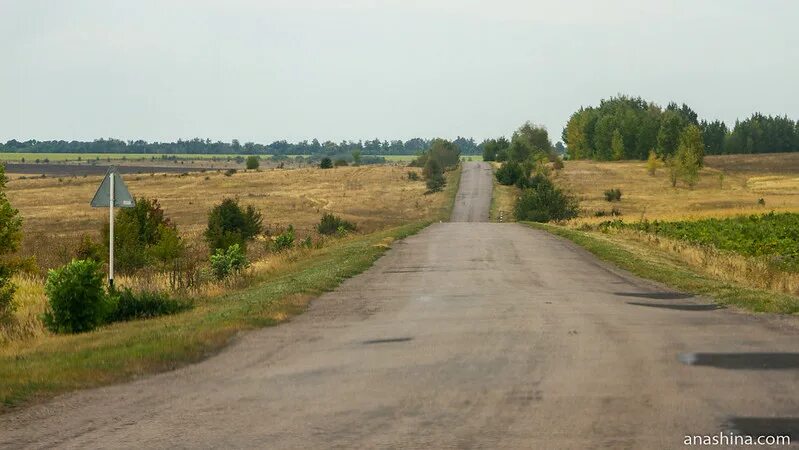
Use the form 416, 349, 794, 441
90, 167, 135, 208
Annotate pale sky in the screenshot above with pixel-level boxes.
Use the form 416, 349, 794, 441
1, 0, 797, 144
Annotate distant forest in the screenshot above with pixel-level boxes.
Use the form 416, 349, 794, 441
563, 95, 799, 161
0, 136, 481, 156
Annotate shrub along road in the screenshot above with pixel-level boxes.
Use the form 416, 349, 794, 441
1, 162, 798, 448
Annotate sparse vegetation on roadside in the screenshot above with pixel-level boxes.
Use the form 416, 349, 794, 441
210, 243, 249, 280
317, 213, 356, 236
0, 221, 431, 411
269, 225, 296, 253
108, 288, 191, 323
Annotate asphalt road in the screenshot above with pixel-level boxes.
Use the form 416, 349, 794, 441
2, 162, 798, 448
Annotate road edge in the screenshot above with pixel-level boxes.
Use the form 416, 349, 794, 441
524, 222, 799, 315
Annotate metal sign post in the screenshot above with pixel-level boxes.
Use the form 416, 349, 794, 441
109, 172, 114, 288
90, 167, 135, 288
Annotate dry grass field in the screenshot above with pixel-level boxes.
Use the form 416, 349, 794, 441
542, 153, 799, 310
555, 153, 799, 225
7, 165, 448, 270
0, 164, 458, 344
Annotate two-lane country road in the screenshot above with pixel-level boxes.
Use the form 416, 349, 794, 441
2, 162, 798, 448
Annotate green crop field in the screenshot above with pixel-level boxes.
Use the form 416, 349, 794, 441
604, 212, 799, 270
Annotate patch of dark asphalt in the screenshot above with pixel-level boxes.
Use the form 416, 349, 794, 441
362, 337, 413, 345
614, 291, 694, 300
626, 302, 723, 311
725, 417, 799, 440
679, 353, 799, 370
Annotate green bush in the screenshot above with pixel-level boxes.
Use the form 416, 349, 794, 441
43, 259, 110, 334
108, 288, 191, 322
407, 171, 420, 181
317, 213, 356, 235
245, 155, 260, 170
205, 198, 263, 252
271, 225, 295, 252
0, 164, 22, 321
210, 244, 249, 280
319, 157, 333, 169
103, 197, 182, 273
603, 188, 622, 202
0, 266, 16, 322
422, 158, 442, 180
426, 175, 446, 192
495, 162, 524, 185
514, 175, 579, 223
334, 158, 348, 167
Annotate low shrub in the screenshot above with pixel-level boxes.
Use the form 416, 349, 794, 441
594, 207, 622, 217
604, 188, 622, 202
495, 162, 524, 186
407, 171, 420, 181
210, 244, 249, 280
271, 225, 295, 252
317, 213, 356, 235
425, 174, 446, 193
514, 174, 579, 223
43, 259, 110, 334
108, 288, 191, 322
224, 168, 237, 177
0, 267, 15, 322
245, 155, 260, 170
319, 157, 333, 169
334, 158, 348, 167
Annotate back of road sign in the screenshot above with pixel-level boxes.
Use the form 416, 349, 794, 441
90, 167, 135, 208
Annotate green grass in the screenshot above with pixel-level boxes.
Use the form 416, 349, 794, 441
526, 222, 799, 314
603, 212, 799, 270
0, 223, 429, 411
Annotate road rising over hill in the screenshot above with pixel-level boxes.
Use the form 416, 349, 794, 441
1, 162, 797, 448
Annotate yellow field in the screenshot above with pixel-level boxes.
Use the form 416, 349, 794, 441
555, 153, 799, 225
2, 164, 459, 343
8, 165, 448, 270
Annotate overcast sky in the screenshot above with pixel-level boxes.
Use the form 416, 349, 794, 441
1, 0, 797, 144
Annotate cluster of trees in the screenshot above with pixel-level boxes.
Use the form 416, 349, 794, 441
490, 122, 578, 222
0, 136, 481, 156
410, 138, 461, 192
0, 165, 22, 322
562, 95, 799, 160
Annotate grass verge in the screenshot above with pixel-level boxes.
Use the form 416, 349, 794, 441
525, 222, 799, 314
0, 222, 429, 412
0, 164, 462, 410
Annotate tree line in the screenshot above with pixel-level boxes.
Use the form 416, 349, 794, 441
562, 95, 799, 160
0, 136, 481, 156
